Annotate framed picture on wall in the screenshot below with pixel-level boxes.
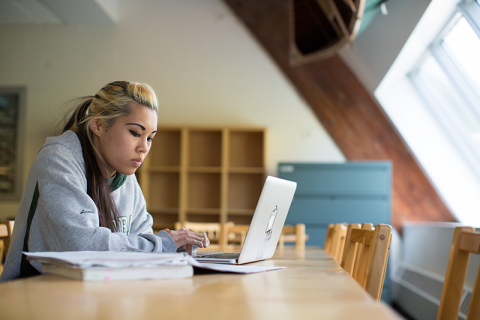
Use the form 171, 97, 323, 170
0, 87, 26, 201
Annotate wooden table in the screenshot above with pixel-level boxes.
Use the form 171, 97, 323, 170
0, 248, 402, 320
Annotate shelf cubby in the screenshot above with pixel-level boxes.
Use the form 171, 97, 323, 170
228, 173, 264, 210
228, 167, 264, 174
188, 167, 222, 173
228, 209, 255, 215
187, 172, 221, 209
149, 129, 181, 167
148, 166, 181, 173
188, 130, 222, 167
186, 208, 221, 215
147, 172, 180, 212
229, 130, 264, 168
150, 212, 178, 223
185, 214, 220, 223
151, 212, 178, 231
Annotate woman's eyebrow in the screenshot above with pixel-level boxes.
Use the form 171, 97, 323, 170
126, 123, 157, 134
126, 123, 145, 130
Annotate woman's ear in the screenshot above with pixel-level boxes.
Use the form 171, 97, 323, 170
89, 118, 103, 137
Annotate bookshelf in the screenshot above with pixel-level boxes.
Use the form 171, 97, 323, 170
138, 126, 265, 230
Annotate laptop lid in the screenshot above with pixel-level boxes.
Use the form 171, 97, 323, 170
194, 176, 297, 264
237, 176, 297, 264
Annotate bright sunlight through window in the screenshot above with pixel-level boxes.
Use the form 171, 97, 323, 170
412, 0, 480, 175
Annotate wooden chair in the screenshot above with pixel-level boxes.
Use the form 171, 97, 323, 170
340, 223, 392, 300
330, 223, 348, 261
342, 223, 375, 283
437, 226, 480, 320
324, 223, 347, 260
341, 223, 361, 268
221, 224, 250, 246
278, 224, 307, 251
351, 223, 374, 284
0, 220, 14, 259
324, 224, 335, 254
174, 221, 233, 244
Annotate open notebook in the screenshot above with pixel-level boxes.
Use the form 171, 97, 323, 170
193, 176, 297, 264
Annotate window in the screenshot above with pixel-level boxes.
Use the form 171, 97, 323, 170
410, 0, 480, 176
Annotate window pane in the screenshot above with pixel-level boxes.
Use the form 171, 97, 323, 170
417, 55, 480, 154
441, 17, 480, 94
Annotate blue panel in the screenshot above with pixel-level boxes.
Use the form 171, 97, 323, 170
286, 197, 390, 225
304, 226, 327, 248
279, 162, 391, 197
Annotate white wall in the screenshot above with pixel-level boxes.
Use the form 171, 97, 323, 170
0, 0, 345, 220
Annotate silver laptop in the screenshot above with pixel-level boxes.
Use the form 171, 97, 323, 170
193, 176, 297, 264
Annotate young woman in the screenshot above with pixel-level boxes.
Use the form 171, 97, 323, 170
0, 81, 209, 281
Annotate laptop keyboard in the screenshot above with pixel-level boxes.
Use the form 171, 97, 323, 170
197, 253, 240, 259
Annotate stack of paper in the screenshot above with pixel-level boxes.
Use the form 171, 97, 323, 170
24, 251, 286, 281
25, 251, 192, 281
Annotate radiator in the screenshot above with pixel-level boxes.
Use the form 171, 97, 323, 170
391, 263, 472, 320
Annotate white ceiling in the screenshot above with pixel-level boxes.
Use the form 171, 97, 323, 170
0, 0, 117, 25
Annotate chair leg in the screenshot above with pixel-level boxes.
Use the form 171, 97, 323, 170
438, 227, 474, 320
295, 224, 305, 251
220, 223, 228, 246
467, 262, 480, 320
278, 234, 285, 250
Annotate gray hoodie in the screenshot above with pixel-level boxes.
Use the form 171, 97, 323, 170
0, 130, 177, 281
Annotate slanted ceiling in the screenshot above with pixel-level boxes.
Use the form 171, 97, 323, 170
223, 0, 456, 232
0, 0, 116, 25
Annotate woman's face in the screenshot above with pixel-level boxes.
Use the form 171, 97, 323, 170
91, 104, 158, 177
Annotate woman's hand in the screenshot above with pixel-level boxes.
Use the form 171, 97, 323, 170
164, 227, 210, 255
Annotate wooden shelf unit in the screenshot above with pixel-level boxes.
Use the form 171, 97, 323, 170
138, 126, 265, 229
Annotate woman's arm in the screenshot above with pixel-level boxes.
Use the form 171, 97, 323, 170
30, 143, 175, 253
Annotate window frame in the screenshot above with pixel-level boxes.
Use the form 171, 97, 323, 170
409, 0, 480, 179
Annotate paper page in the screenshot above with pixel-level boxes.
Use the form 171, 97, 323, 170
24, 251, 189, 268
186, 256, 286, 274
24, 251, 286, 273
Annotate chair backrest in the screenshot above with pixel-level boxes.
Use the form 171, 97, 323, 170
341, 223, 361, 269
437, 226, 480, 320
353, 223, 374, 286
324, 224, 335, 253
330, 223, 348, 261
324, 223, 347, 260
278, 224, 307, 251
341, 223, 392, 300
221, 224, 249, 246
175, 222, 232, 244
0, 220, 14, 258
